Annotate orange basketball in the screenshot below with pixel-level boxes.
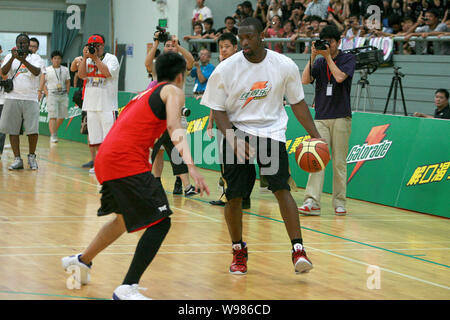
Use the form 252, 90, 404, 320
295, 139, 330, 173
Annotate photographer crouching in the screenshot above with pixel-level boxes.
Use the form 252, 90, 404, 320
300, 25, 356, 216
0, 33, 44, 170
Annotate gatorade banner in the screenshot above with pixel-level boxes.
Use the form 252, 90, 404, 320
185, 98, 450, 218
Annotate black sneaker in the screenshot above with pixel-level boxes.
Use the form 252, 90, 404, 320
82, 160, 94, 168
242, 197, 251, 209
184, 185, 198, 196
173, 177, 183, 194
210, 200, 226, 206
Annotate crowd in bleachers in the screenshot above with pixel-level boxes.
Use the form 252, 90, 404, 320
188, 0, 450, 55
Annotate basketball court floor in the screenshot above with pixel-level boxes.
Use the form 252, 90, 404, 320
0, 136, 448, 300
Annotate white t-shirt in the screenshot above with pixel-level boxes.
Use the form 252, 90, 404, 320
82, 53, 119, 112
192, 6, 213, 21
200, 50, 304, 142
45, 65, 71, 94
1, 53, 45, 102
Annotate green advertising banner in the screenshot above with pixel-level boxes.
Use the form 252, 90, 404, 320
182, 98, 449, 218
38, 94, 449, 218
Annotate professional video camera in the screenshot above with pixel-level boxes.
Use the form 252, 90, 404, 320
155, 26, 170, 43
343, 46, 384, 74
0, 79, 14, 93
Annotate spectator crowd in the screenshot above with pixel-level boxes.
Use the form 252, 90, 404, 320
186, 0, 450, 55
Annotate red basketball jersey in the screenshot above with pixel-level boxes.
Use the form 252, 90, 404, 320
95, 82, 169, 184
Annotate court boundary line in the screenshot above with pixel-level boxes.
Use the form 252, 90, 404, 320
187, 196, 450, 269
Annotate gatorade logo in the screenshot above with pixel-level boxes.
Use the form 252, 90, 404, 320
347, 124, 391, 183
240, 81, 271, 108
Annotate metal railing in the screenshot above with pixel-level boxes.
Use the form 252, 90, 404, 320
187, 36, 450, 55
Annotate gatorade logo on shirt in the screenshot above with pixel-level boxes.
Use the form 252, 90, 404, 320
16, 64, 29, 76
240, 81, 271, 108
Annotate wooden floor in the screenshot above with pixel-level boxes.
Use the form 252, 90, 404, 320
0, 135, 449, 300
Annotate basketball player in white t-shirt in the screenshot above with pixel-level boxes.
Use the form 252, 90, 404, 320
201, 17, 322, 275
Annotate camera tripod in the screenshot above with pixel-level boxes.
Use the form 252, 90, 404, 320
383, 67, 408, 116
354, 69, 374, 112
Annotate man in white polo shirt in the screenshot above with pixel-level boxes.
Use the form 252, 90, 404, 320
42, 50, 71, 143
0, 33, 44, 170
77, 34, 119, 174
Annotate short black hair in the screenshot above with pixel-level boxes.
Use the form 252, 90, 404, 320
29, 37, 39, 47
319, 25, 341, 41
204, 18, 214, 27
155, 52, 186, 82
51, 50, 63, 59
238, 17, 264, 34
308, 15, 322, 23
224, 16, 236, 23
217, 32, 237, 46
426, 8, 440, 18
16, 33, 30, 42
241, 1, 252, 9
435, 88, 449, 100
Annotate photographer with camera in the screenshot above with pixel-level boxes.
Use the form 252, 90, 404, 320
190, 48, 215, 97
145, 29, 198, 197
405, 8, 450, 54
300, 25, 356, 216
77, 34, 119, 175
0, 33, 44, 170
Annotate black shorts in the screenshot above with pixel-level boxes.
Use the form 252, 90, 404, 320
98, 171, 173, 233
222, 128, 291, 201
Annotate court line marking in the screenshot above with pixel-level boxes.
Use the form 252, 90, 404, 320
0, 290, 108, 300
0, 250, 447, 291
188, 196, 450, 269
306, 247, 450, 291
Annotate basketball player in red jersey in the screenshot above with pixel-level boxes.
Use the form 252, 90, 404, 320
62, 52, 209, 300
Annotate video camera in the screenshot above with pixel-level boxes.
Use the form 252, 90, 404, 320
155, 26, 170, 43
343, 46, 384, 73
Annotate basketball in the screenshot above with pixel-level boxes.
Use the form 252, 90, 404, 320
295, 139, 330, 173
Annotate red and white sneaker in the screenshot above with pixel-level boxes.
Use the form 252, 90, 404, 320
292, 244, 313, 274
229, 242, 248, 275
335, 206, 347, 216
298, 199, 321, 216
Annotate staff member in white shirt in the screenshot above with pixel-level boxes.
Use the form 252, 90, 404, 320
0, 33, 44, 170
41, 50, 71, 143
77, 34, 119, 174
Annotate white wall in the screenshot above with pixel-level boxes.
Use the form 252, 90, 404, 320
112, 0, 180, 93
